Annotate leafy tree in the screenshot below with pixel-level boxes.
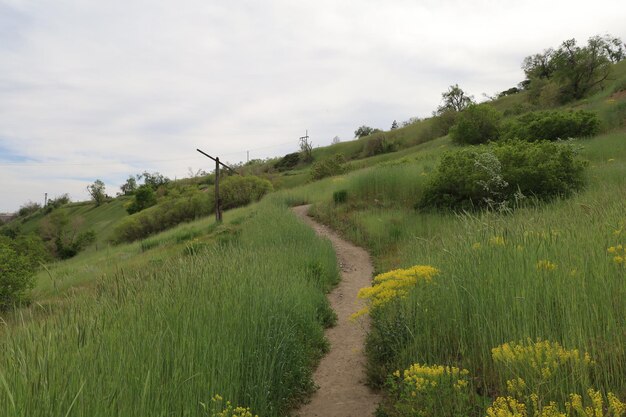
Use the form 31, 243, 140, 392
522, 34, 624, 103
120, 176, 138, 195
17, 201, 41, 217
450, 104, 502, 145
274, 152, 301, 171
391, 120, 399, 130
331, 136, 341, 145
437, 84, 474, 114
140, 172, 170, 190
354, 125, 375, 138
87, 179, 106, 206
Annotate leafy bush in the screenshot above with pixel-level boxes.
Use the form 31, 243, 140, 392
43, 194, 70, 214
112, 191, 212, 243
17, 201, 41, 217
113, 177, 272, 243
363, 134, 397, 157
274, 152, 301, 172
39, 211, 96, 259
418, 140, 587, 211
333, 190, 348, 205
0, 237, 40, 310
219, 176, 273, 210
450, 104, 502, 145
501, 110, 600, 141
310, 154, 346, 180
125, 185, 157, 214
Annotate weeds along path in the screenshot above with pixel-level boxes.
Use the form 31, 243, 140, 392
292, 205, 380, 417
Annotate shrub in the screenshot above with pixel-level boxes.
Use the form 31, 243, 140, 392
363, 134, 397, 157
112, 191, 212, 243
39, 211, 96, 259
333, 190, 348, 205
450, 103, 502, 145
125, 185, 157, 214
418, 140, 587, 211
501, 110, 600, 142
310, 154, 346, 180
17, 201, 41, 217
0, 238, 36, 310
274, 152, 301, 172
220, 176, 273, 210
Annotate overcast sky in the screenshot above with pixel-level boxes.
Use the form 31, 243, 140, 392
0, 0, 624, 212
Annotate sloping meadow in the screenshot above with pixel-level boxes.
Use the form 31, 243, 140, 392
310, 131, 626, 415
0, 197, 338, 417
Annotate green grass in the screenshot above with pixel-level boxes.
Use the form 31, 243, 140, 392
0, 197, 339, 417
306, 130, 626, 413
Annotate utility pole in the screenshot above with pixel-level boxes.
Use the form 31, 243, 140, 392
196, 148, 239, 222
44, 193, 48, 207
247, 150, 249, 163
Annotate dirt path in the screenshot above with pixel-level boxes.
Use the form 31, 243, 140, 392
292, 205, 380, 417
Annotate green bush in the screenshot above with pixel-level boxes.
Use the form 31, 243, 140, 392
125, 185, 157, 214
501, 110, 600, 142
274, 152, 301, 172
310, 154, 347, 180
113, 177, 272, 243
0, 237, 38, 310
333, 190, 348, 205
450, 104, 502, 145
112, 191, 212, 243
363, 134, 397, 157
220, 176, 273, 210
418, 140, 587, 211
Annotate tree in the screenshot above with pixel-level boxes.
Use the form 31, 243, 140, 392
87, 179, 106, 206
39, 211, 95, 259
391, 120, 399, 130
140, 172, 170, 190
120, 176, 138, 195
331, 136, 341, 145
354, 125, 376, 138
522, 34, 624, 103
437, 84, 474, 114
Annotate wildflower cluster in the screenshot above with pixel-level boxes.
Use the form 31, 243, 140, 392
203, 394, 258, 417
387, 362, 473, 417
536, 260, 558, 271
485, 389, 626, 417
607, 245, 625, 265
393, 363, 470, 393
492, 339, 593, 381
353, 265, 439, 318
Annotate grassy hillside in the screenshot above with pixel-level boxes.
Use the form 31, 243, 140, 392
0, 197, 339, 417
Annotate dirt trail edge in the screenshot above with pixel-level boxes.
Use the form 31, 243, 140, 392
292, 205, 380, 417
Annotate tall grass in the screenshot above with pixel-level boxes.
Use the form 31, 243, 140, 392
0, 198, 338, 417
310, 131, 626, 410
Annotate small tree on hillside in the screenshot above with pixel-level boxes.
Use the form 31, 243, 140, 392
437, 84, 475, 114
354, 125, 376, 138
332, 136, 341, 145
87, 180, 106, 206
120, 176, 138, 195
391, 120, 399, 130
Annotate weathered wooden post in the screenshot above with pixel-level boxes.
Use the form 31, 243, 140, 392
196, 149, 239, 223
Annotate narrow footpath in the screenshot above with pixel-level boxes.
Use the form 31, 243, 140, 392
292, 205, 380, 417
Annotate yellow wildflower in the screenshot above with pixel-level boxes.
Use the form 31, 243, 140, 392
472, 242, 482, 250
490, 236, 506, 246
536, 260, 557, 271
486, 396, 527, 417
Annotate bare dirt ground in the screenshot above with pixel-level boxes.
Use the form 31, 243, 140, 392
292, 205, 380, 417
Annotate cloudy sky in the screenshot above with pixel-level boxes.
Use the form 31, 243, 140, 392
0, 0, 624, 212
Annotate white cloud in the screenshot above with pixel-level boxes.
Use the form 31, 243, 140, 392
0, 0, 625, 211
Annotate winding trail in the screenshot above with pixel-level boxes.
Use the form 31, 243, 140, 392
292, 205, 380, 417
